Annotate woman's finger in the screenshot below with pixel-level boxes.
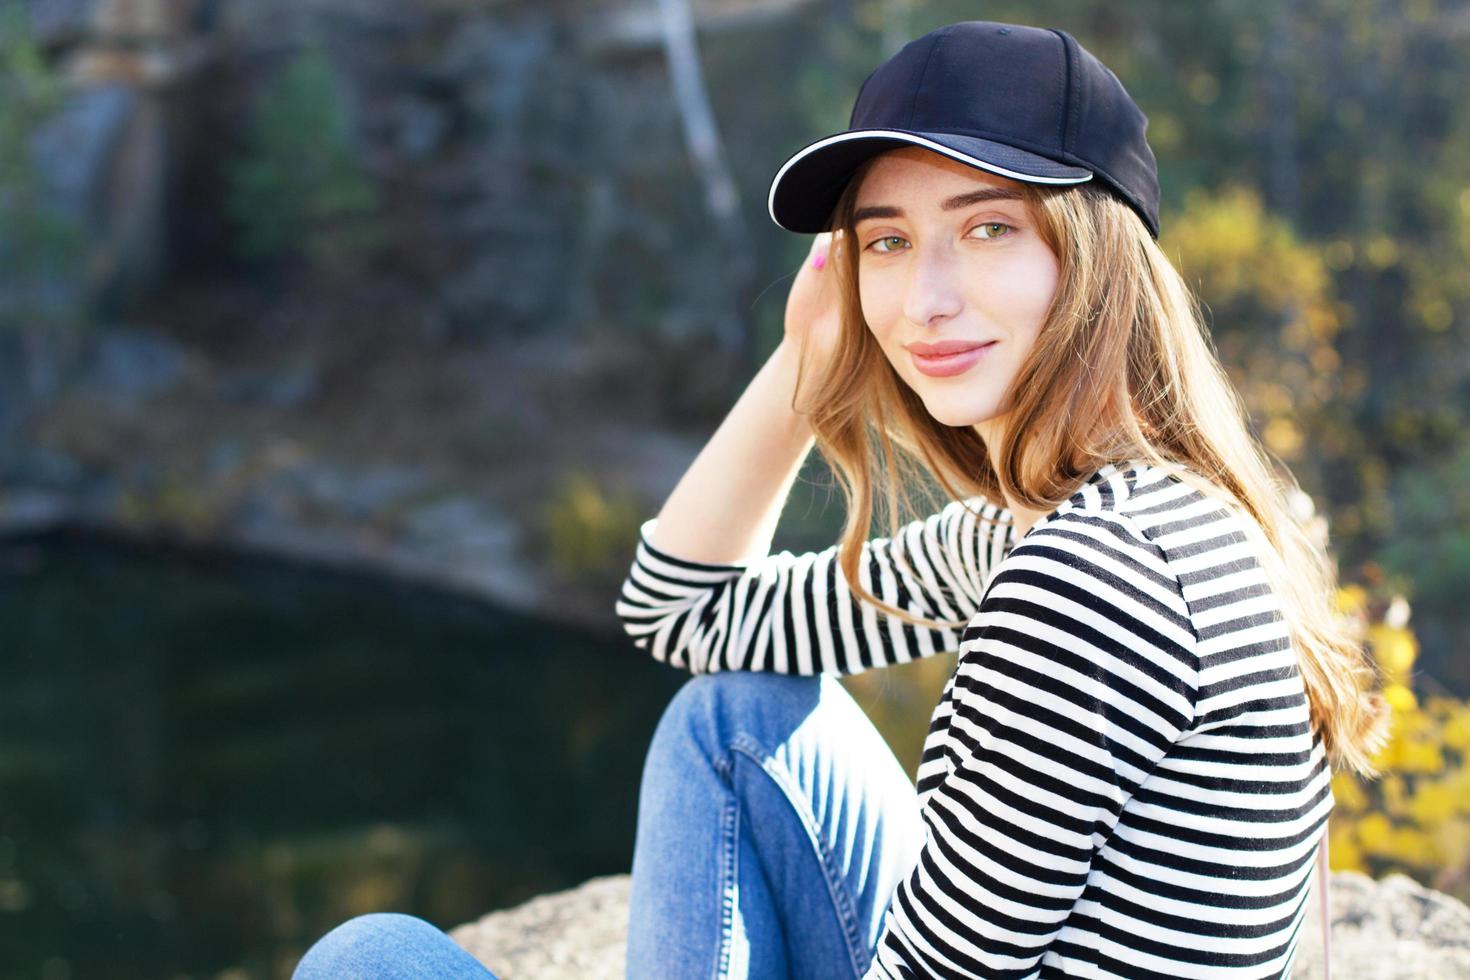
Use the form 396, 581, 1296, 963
804, 231, 825, 269
810, 230, 842, 270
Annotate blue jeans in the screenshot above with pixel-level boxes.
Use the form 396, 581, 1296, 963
292, 671, 924, 979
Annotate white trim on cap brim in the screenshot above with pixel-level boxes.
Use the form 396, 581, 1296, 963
766, 129, 1094, 230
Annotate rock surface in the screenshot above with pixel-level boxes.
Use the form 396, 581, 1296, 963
449, 874, 630, 980
448, 870, 1470, 980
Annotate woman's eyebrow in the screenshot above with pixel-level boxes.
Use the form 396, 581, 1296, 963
852, 187, 1023, 225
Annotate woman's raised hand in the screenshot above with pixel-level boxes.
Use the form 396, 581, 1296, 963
782, 230, 845, 369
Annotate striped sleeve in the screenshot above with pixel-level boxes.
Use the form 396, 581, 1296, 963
612, 496, 1004, 676
866, 514, 1200, 979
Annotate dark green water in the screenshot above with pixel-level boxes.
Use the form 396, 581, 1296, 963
0, 531, 685, 979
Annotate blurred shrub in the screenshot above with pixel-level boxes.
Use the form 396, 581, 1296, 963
1161, 184, 1343, 463
1328, 585, 1470, 904
224, 41, 387, 280
840, 652, 956, 779
541, 470, 643, 585
1379, 442, 1470, 693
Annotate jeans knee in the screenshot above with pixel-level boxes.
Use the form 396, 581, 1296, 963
673, 670, 815, 719
293, 912, 441, 979
652, 671, 823, 756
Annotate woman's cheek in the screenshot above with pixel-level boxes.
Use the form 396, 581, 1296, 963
857, 283, 875, 326
858, 307, 882, 350
858, 285, 896, 342
1013, 252, 1061, 324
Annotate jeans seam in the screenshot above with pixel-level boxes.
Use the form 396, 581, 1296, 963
728, 731, 868, 978
716, 789, 739, 980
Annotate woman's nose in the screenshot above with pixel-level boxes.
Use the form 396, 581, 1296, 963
901, 246, 964, 328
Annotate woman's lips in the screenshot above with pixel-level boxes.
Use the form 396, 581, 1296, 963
909, 341, 997, 377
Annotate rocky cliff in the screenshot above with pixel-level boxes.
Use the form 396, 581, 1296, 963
449, 870, 1470, 979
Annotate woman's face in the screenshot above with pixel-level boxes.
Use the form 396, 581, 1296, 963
852, 146, 1061, 438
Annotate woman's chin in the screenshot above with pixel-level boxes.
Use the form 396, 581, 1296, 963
920, 398, 997, 429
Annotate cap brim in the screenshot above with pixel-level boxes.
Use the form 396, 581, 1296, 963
767, 129, 1093, 234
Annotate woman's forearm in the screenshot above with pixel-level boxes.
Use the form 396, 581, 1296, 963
648, 339, 816, 564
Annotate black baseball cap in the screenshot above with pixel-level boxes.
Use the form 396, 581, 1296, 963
767, 21, 1161, 239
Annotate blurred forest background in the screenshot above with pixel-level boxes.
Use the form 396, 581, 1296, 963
1, 0, 1469, 976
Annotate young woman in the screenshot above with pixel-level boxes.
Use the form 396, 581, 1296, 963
293, 19, 1389, 980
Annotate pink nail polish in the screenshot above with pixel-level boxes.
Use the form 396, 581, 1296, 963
812, 253, 827, 270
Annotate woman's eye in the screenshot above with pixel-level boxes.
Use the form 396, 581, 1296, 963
864, 224, 1013, 254
867, 235, 908, 254
972, 222, 1013, 239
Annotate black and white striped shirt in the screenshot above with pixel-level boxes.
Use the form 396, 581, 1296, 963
615, 458, 1333, 978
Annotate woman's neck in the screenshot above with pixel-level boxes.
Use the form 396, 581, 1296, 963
1006, 503, 1052, 541
975, 417, 1051, 539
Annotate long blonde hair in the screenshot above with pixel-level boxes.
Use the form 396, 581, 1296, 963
789, 154, 1391, 778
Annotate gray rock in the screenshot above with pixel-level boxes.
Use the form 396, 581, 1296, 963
397, 494, 544, 609
400, 494, 498, 545
27, 82, 170, 315
218, 360, 320, 408
276, 461, 433, 522
0, 446, 88, 488
29, 84, 135, 221
205, 438, 251, 478
0, 487, 71, 529
338, 465, 435, 521
449, 875, 628, 980
86, 327, 190, 404
381, 93, 452, 161
448, 871, 1470, 980
27, 0, 100, 47
1299, 871, 1470, 979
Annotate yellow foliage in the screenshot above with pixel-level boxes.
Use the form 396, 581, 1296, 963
1331, 771, 1369, 814
1262, 417, 1304, 458
1380, 773, 1408, 817
1388, 825, 1440, 870
1398, 739, 1445, 775
1416, 295, 1454, 332
1383, 682, 1419, 713
1439, 702, 1470, 753
1328, 824, 1366, 872
1352, 812, 1439, 870
1368, 623, 1419, 682
1323, 239, 1355, 271
1310, 345, 1340, 373
1452, 769, 1470, 816
1325, 610, 1470, 906
1163, 186, 1340, 351
542, 470, 645, 581
1440, 821, 1470, 872
1357, 812, 1393, 852
1425, 695, 1463, 719
1365, 235, 1401, 268
1409, 780, 1458, 826
1335, 584, 1368, 616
